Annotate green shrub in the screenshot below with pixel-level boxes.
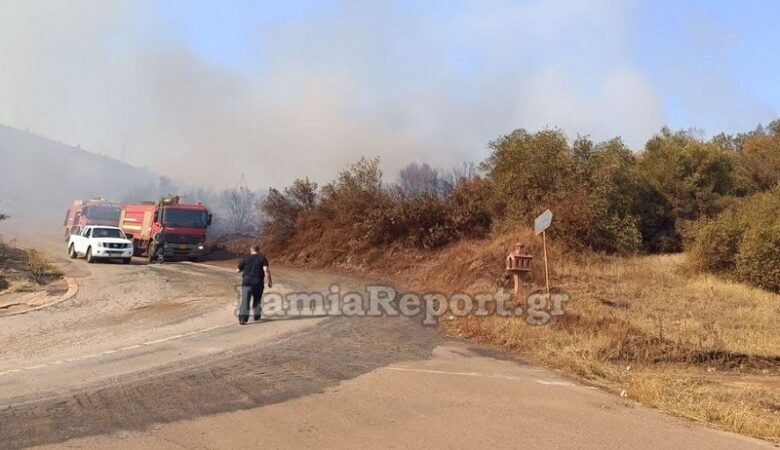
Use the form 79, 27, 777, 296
687, 209, 743, 273
735, 222, 780, 292
689, 187, 780, 291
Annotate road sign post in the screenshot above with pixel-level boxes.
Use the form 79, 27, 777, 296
534, 209, 553, 297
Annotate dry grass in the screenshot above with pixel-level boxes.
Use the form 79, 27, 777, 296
0, 240, 62, 291
264, 229, 780, 442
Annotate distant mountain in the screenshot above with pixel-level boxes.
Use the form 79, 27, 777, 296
0, 124, 167, 222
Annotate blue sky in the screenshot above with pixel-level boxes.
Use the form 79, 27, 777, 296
1, 0, 779, 187
151, 0, 780, 136
152, 0, 335, 68
631, 0, 780, 133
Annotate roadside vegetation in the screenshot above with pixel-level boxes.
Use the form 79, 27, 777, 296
251, 122, 780, 441
0, 238, 62, 293
261, 121, 780, 285
0, 201, 62, 292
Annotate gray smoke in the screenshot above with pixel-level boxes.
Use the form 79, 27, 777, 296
0, 0, 673, 192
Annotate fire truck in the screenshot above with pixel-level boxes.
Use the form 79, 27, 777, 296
119, 195, 212, 262
63, 198, 122, 239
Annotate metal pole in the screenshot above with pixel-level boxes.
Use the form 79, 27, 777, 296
543, 230, 550, 297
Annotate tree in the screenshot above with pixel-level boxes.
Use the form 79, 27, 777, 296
637, 128, 735, 251
285, 178, 318, 211
223, 185, 261, 234
580, 138, 643, 253
0, 199, 7, 222
482, 128, 576, 223
398, 162, 440, 196
733, 121, 780, 194
438, 161, 478, 197
261, 178, 319, 245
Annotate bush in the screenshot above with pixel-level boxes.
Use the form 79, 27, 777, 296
736, 221, 780, 292
688, 187, 780, 291
260, 158, 493, 257
445, 177, 492, 239
261, 178, 318, 250
26, 250, 60, 284
369, 178, 492, 250
687, 210, 742, 273
375, 193, 454, 249
317, 157, 392, 253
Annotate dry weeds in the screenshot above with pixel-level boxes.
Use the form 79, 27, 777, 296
0, 241, 62, 291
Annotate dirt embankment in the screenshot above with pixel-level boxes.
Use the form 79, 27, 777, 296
216, 230, 780, 443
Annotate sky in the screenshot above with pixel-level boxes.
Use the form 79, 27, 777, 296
0, 0, 778, 188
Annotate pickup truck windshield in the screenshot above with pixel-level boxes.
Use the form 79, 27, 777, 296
84, 206, 121, 222
162, 208, 209, 228
92, 228, 125, 238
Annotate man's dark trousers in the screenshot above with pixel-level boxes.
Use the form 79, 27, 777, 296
239, 284, 263, 322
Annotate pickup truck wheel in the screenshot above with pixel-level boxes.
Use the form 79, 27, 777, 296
122, 258, 132, 264
86, 247, 95, 263
68, 244, 77, 259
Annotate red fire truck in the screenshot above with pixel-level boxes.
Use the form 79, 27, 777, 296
119, 195, 212, 262
63, 198, 122, 239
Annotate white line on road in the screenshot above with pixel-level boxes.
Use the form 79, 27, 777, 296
0, 324, 230, 378
384, 366, 590, 388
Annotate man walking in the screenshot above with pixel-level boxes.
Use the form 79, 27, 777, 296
236, 245, 272, 325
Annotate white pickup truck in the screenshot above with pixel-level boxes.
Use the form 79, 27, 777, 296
67, 225, 134, 264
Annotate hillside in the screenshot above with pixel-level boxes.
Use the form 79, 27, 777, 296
0, 124, 164, 223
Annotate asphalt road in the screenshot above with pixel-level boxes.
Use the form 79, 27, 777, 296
0, 235, 773, 449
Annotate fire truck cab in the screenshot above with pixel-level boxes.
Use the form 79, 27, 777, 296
63, 198, 121, 239
119, 196, 212, 262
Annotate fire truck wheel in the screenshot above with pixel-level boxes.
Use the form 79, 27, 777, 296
86, 247, 95, 263
68, 244, 77, 259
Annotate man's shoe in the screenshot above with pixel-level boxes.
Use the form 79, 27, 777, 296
253, 313, 261, 321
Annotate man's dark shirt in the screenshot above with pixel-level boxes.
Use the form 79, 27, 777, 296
238, 253, 269, 287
